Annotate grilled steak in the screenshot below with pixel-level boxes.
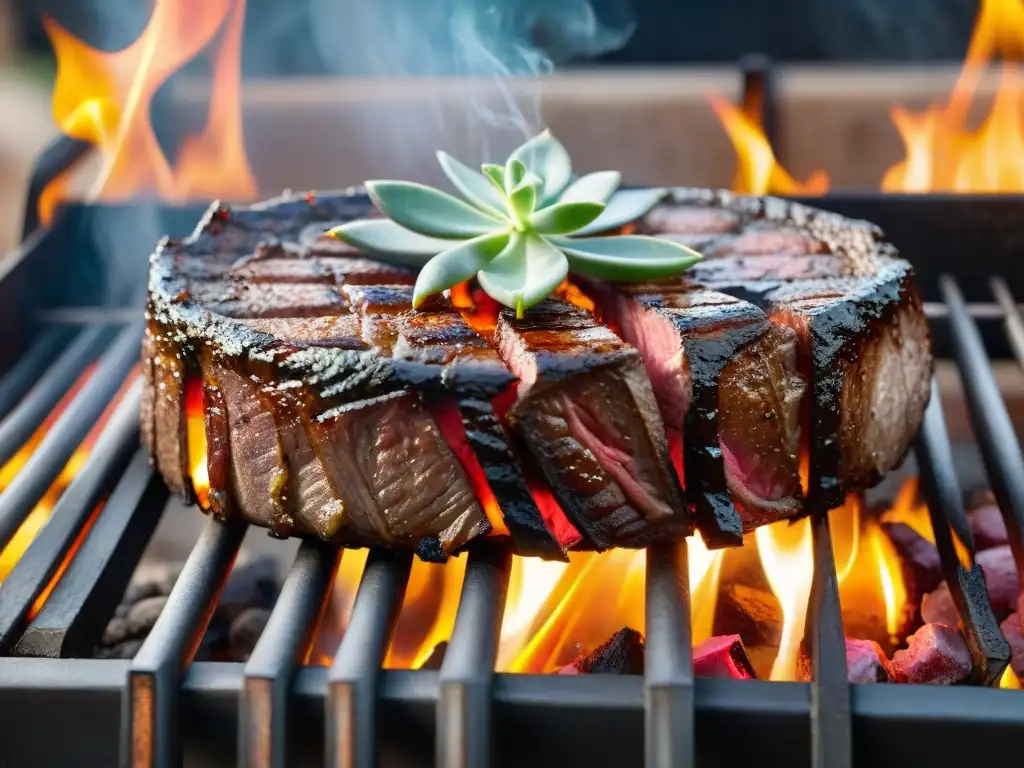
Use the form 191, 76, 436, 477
144, 188, 932, 558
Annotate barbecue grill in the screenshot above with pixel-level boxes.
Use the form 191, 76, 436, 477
5, 64, 1024, 768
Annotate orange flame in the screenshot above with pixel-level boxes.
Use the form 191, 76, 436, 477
708, 94, 830, 196
40, 0, 256, 223
1001, 666, 1022, 688
884, 0, 1024, 192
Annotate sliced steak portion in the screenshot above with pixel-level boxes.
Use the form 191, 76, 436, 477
494, 299, 688, 548
639, 189, 932, 512
343, 283, 577, 559
588, 281, 804, 547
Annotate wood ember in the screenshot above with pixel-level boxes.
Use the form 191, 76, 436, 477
1000, 613, 1024, 680
558, 628, 645, 675
692, 635, 757, 679
883, 522, 942, 595
845, 638, 891, 683
888, 624, 972, 685
922, 544, 1018, 626
714, 582, 781, 647
968, 503, 1009, 552
95, 555, 282, 661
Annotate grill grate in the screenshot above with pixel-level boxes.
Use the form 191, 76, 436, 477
5, 137, 1024, 767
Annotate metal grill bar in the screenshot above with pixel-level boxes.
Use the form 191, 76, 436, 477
0, 323, 141, 553
0, 327, 72, 422
644, 540, 694, 768
240, 539, 339, 768
940, 276, 1024, 583
122, 517, 245, 768
915, 377, 1009, 685
17, 449, 166, 658
804, 513, 851, 768
326, 550, 412, 768
21, 136, 91, 239
738, 53, 777, 151
437, 544, 512, 768
0, 323, 110, 468
0, 380, 141, 652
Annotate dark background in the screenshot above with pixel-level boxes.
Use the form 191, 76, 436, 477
17, 0, 982, 74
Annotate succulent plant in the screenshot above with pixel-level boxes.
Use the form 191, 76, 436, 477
330, 130, 701, 316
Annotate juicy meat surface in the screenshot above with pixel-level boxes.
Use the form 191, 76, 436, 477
588, 281, 804, 546
494, 299, 688, 548
143, 188, 933, 557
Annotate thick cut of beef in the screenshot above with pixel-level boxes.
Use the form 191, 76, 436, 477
589, 281, 804, 547
635, 189, 932, 514
144, 188, 933, 557
494, 299, 688, 548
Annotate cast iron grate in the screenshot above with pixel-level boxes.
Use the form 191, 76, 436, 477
3, 124, 1024, 767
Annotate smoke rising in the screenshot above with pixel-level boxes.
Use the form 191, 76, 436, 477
308, 0, 635, 165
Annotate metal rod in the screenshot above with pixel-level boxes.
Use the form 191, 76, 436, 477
0, 326, 73, 423
738, 54, 778, 156
915, 377, 1009, 686
121, 517, 246, 768
437, 544, 512, 768
0, 323, 141, 554
239, 540, 340, 768
644, 539, 694, 768
0, 381, 142, 652
0, 323, 110, 469
941, 276, 1024, 588
804, 512, 851, 768
17, 449, 167, 658
326, 549, 412, 768
21, 135, 92, 240
991, 277, 1024, 372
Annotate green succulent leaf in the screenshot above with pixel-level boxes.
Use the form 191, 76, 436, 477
551, 234, 702, 281
366, 180, 505, 238
412, 231, 511, 309
436, 151, 506, 216
508, 173, 540, 225
328, 219, 456, 265
528, 200, 605, 235
481, 163, 506, 195
557, 171, 622, 205
509, 129, 573, 204
477, 232, 570, 318
572, 187, 669, 236
504, 158, 528, 195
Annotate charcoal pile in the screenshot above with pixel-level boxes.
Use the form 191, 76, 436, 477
95, 555, 280, 661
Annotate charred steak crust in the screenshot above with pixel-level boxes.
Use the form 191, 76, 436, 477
146, 188, 932, 557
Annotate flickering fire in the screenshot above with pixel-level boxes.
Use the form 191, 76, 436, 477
713, 0, 1024, 194
40, 0, 256, 224
0, 368, 136, 615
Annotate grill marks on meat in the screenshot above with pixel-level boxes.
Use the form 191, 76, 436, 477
642, 189, 931, 514
145, 189, 932, 557
494, 300, 688, 548
343, 284, 571, 559
588, 282, 804, 547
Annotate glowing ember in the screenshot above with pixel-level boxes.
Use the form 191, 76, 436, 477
707, 94, 830, 196
40, 0, 256, 223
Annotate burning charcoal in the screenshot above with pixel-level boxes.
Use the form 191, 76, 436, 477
229, 607, 271, 662
714, 582, 781, 647
967, 488, 997, 509
95, 639, 144, 660
968, 504, 1009, 551
888, 624, 972, 685
845, 638, 891, 683
882, 522, 943, 596
922, 544, 1019, 626
125, 596, 169, 638
122, 579, 163, 607
419, 642, 449, 670
692, 635, 757, 679
558, 628, 645, 675
1000, 613, 1024, 679
217, 556, 279, 624
101, 617, 131, 647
